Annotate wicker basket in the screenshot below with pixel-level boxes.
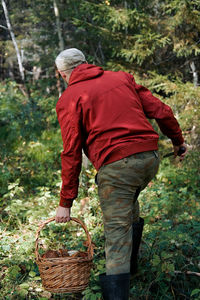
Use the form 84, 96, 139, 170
35, 217, 93, 293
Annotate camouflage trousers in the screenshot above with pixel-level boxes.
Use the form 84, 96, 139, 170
97, 150, 160, 275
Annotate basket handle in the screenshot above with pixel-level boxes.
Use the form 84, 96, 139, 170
35, 217, 93, 261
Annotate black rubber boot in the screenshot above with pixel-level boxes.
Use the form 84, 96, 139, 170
130, 217, 144, 275
99, 273, 130, 300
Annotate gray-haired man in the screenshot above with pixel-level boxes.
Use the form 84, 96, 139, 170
54, 48, 187, 300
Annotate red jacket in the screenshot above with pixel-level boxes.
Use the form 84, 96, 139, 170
56, 64, 184, 207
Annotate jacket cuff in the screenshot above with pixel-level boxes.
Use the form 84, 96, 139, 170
171, 135, 184, 146
59, 197, 74, 208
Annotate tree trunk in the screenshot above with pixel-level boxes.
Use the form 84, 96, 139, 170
53, 0, 66, 95
53, 0, 64, 51
190, 61, 198, 88
1, 0, 25, 81
124, 1, 128, 35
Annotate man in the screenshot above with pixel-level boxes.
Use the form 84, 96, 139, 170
55, 48, 187, 300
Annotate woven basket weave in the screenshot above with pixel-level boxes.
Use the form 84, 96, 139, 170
35, 217, 93, 293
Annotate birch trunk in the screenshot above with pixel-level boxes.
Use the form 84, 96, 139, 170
190, 61, 198, 88
53, 0, 64, 51
1, 0, 25, 81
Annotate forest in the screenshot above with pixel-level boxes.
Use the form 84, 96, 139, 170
0, 0, 200, 299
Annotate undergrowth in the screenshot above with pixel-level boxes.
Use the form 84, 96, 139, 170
0, 80, 200, 299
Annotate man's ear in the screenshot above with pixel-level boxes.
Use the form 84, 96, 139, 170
59, 71, 70, 84
59, 71, 66, 79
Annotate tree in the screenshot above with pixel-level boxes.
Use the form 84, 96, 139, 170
1, 0, 25, 81
0, 0, 199, 83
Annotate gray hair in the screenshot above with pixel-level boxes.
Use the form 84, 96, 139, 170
55, 48, 86, 72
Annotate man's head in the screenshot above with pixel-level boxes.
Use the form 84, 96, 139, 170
55, 48, 86, 83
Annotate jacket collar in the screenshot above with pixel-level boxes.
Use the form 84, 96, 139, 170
68, 63, 104, 86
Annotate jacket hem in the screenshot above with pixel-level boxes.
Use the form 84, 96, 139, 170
95, 140, 158, 170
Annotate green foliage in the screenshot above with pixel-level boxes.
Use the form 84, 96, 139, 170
0, 79, 60, 198
119, 33, 171, 66
136, 73, 200, 148
1, 149, 199, 299
1, 76, 200, 299
1, 0, 200, 81
164, 0, 200, 57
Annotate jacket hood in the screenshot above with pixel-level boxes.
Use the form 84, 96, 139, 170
69, 63, 104, 86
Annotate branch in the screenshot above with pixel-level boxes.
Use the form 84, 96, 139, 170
174, 270, 200, 277
0, 24, 10, 31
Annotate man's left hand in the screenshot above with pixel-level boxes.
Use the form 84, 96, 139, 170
173, 143, 188, 161
55, 206, 71, 223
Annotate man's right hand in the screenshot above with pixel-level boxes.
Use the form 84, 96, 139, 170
55, 206, 71, 223
173, 143, 188, 161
